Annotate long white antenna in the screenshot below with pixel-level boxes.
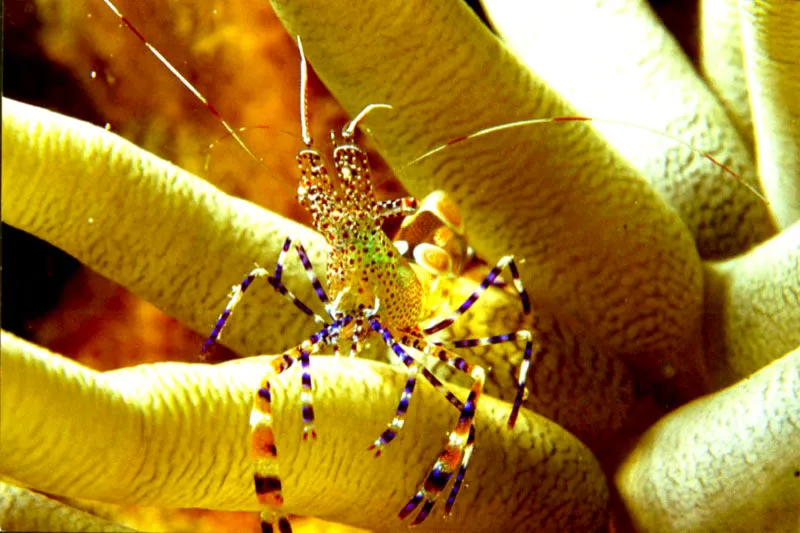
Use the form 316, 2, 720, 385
297, 36, 313, 147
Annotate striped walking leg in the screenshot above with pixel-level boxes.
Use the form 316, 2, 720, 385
423, 254, 536, 427
423, 254, 531, 335
367, 320, 469, 457
366, 317, 422, 455
201, 238, 332, 357
395, 333, 486, 524
267, 237, 330, 325
287, 239, 332, 314
250, 318, 350, 532
436, 328, 538, 428
201, 267, 271, 357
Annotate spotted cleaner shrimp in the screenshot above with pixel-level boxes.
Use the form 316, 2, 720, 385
215, 40, 538, 530
98, 2, 536, 531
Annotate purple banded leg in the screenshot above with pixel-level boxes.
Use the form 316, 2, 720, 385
268, 237, 329, 325
393, 332, 465, 411
509, 339, 540, 428
424, 254, 535, 427
267, 277, 328, 326
436, 329, 537, 428
298, 315, 353, 439
397, 335, 486, 523
201, 236, 336, 357
201, 267, 269, 357
367, 317, 421, 455
364, 319, 466, 453
417, 366, 465, 411
423, 255, 531, 335
366, 325, 468, 454
270, 237, 292, 285
292, 240, 331, 311
367, 319, 464, 416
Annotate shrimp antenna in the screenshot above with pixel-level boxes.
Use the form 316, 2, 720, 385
101, 0, 270, 173
343, 104, 393, 139
296, 36, 392, 142
297, 36, 313, 147
400, 116, 769, 205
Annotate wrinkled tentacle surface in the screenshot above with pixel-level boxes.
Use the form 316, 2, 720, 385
1, 331, 609, 532
617, 347, 800, 532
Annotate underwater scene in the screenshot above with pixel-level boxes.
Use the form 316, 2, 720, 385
2, 0, 799, 531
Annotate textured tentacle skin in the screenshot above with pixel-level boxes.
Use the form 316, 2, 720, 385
479, 0, 775, 258
0, 481, 136, 532
0, 332, 610, 532
738, 0, 800, 229
268, 0, 709, 400
700, 0, 755, 151
1, 97, 329, 359
703, 220, 800, 389
616, 347, 800, 533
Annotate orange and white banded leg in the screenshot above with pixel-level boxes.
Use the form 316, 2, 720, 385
397, 334, 486, 524
250, 316, 352, 532
250, 353, 295, 533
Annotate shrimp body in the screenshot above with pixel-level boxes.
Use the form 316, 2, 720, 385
94, 3, 533, 524
297, 136, 424, 332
